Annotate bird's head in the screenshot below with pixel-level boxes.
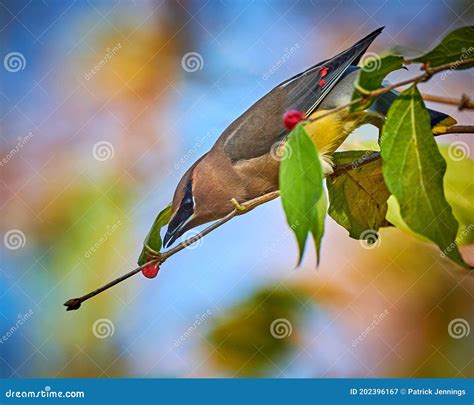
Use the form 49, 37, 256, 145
163, 167, 196, 248
163, 154, 236, 248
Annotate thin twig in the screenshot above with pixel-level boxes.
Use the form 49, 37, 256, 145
64, 57, 474, 311
64, 260, 160, 311
434, 125, 474, 135
422, 94, 474, 111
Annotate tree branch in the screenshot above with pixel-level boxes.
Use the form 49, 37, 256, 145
422, 94, 474, 111
64, 58, 474, 311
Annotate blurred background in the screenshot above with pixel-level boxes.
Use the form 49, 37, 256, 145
1, 0, 473, 378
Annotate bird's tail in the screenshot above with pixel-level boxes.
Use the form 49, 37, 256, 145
370, 90, 457, 129
429, 109, 457, 131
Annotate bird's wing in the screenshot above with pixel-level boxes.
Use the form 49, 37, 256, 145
281, 26, 384, 116
219, 27, 384, 162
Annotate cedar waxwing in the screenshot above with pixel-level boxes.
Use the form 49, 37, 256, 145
163, 27, 455, 247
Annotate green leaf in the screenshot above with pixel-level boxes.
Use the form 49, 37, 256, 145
380, 85, 468, 268
279, 124, 324, 265
137, 203, 172, 265
327, 151, 391, 239
412, 26, 474, 69
385, 195, 431, 243
387, 148, 474, 246
439, 146, 474, 245
350, 54, 404, 112
310, 189, 327, 265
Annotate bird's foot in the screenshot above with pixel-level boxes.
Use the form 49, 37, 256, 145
231, 198, 247, 213
143, 244, 161, 259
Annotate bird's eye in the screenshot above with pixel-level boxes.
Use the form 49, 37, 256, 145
183, 201, 193, 211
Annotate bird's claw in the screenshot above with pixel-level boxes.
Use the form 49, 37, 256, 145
231, 198, 247, 213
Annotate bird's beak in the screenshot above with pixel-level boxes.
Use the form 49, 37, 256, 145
163, 211, 194, 248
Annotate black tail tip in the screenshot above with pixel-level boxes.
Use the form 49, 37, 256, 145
370, 26, 385, 36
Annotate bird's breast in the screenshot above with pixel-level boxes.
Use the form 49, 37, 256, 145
233, 152, 280, 198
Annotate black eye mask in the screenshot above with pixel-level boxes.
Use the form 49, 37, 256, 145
163, 179, 194, 247
180, 181, 194, 212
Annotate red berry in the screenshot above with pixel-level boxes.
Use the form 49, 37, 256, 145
319, 79, 325, 87
142, 263, 159, 279
319, 67, 328, 77
283, 110, 305, 130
